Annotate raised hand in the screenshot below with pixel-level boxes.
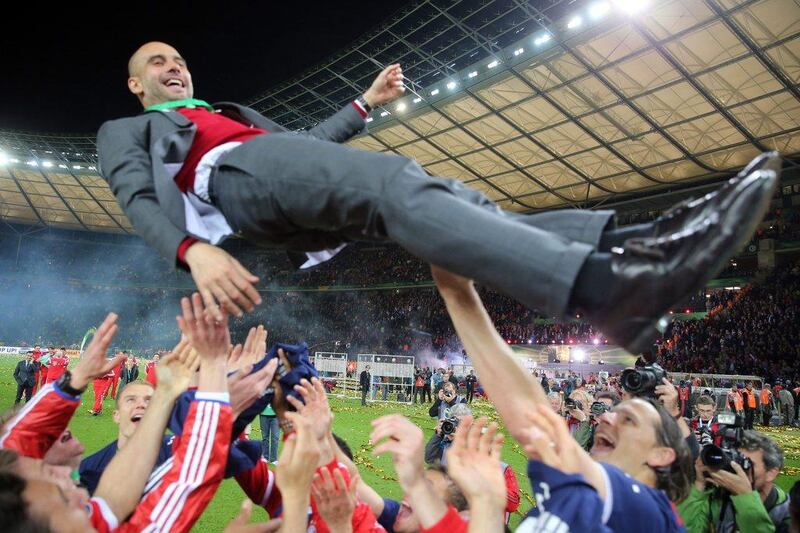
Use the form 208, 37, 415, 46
224, 499, 282, 533
286, 378, 333, 441
229, 325, 268, 373
522, 405, 586, 474
275, 411, 321, 503
155, 338, 200, 399
228, 359, 278, 418
184, 242, 262, 321
176, 293, 231, 361
445, 416, 506, 509
71, 313, 124, 389
370, 414, 425, 491
363, 63, 404, 108
310, 468, 358, 533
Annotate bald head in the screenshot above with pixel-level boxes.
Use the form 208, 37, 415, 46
127, 41, 193, 108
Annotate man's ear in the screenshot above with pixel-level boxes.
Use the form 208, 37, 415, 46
112, 409, 121, 425
128, 76, 143, 98
765, 466, 779, 484
646, 446, 676, 469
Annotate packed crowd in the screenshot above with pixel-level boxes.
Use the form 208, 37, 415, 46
4, 268, 800, 533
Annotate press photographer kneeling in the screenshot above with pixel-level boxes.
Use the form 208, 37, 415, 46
678, 415, 791, 532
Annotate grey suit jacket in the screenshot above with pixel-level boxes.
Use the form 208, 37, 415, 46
96, 101, 368, 267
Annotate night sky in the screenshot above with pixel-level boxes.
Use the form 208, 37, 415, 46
0, 2, 403, 134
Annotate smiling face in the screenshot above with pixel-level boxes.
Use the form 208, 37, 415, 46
590, 398, 676, 481
127, 41, 193, 108
113, 382, 154, 444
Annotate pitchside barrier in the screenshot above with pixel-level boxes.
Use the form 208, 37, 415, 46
355, 354, 415, 404
311, 352, 349, 395
667, 372, 764, 412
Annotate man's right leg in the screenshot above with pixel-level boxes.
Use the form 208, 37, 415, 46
15, 384, 24, 404
24, 386, 33, 403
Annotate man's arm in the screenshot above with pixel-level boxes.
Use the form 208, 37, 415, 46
96, 119, 191, 268
430, 267, 547, 443
424, 433, 445, 465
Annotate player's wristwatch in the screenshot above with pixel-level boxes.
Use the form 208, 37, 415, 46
56, 371, 86, 396
355, 95, 373, 113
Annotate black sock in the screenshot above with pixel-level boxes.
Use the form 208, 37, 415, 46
568, 252, 615, 313
598, 222, 654, 252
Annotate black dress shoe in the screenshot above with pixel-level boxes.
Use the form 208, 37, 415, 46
591, 168, 779, 355
652, 152, 781, 238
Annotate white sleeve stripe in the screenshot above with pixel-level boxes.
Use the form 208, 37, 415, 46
150, 401, 212, 527
157, 402, 220, 532
162, 403, 219, 532
599, 465, 614, 524
90, 497, 120, 530
0, 383, 55, 448
148, 401, 214, 528
144, 457, 174, 494
160, 403, 219, 532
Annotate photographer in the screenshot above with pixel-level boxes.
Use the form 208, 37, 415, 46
679, 431, 791, 532
564, 391, 594, 451
425, 403, 472, 465
429, 382, 465, 420
690, 395, 721, 447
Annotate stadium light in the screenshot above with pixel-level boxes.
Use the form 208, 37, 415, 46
468, 70, 478, 78
396, 102, 407, 112
568, 16, 583, 29
430, 88, 440, 96
592, 338, 600, 345
73, 165, 82, 169
0, 153, 7, 165
513, 47, 524, 56
487, 59, 499, 69
58, 164, 68, 169
380, 111, 390, 117
590, 1, 611, 18
574, 348, 586, 362
613, 0, 649, 14
446, 81, 457, 90
42, 161, 53, 168
26, 160, 38, 167
413, 97, 422, 103
534, 34, 551, 46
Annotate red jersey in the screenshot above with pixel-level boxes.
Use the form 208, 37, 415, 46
45, 354, 69, 383
420, 505, 468, 533
0, 382, 80, 458
145, 362, 158, 386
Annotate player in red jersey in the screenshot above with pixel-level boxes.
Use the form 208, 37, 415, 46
145, 353, 160, 386
45, 347, 70, 384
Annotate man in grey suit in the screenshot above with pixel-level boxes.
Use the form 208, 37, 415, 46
14, 353, 39, 404
97, 41, 779, 355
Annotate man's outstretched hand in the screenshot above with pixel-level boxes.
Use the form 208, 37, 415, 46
71, 313, 125, 390
363, 64, 404, 108
184, 242, 262, 320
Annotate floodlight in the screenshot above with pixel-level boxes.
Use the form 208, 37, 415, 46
413, 97, 422, 103
590, 2, 611, 18
380, 111, 389, 117
613, 0, 648, 14
573, 348, 586, 362
0, 153, 7, 165
26, 160, 38, 167
73, 165, 82, 169
568, 16, 583, 29
534, 34, 551, 46
487, 60, 499, 68
42, 161, 53, 168
468, 71, 478, 78
396, 102, 407, 112
446, 81, 457, 90
430, 89, 440, 96
513, 48, 524, 56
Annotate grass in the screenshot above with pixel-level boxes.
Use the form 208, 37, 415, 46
1, 357, 798, 531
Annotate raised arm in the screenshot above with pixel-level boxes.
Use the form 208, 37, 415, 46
430, 266, 547, 444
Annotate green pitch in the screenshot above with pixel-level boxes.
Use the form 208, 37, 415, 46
1, 358, 798, 531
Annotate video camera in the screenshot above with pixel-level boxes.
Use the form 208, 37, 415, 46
621, 363, 667, 398
441, 415, 460, 436
590, 401, 609, 417
564, 398, 584, 411
699, 412, 752, 473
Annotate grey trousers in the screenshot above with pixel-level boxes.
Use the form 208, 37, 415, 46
212, 133, 612, 317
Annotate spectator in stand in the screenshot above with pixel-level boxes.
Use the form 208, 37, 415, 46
464, 370, 477, 404
13, 353, 38, 405
44, 348, 69, 384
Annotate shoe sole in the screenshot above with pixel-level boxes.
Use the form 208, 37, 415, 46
623, 168, 779, 355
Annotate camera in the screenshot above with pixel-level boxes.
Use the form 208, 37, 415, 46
441, 416, 460, 436
621, 363, 667, 397
590, 401, 609, 417
565, 398, 583, 411
699, 413, 752, 474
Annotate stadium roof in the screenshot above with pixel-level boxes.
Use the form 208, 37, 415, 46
1, 0, 799, 234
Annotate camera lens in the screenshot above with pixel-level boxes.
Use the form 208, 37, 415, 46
700, 445, 729, 470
